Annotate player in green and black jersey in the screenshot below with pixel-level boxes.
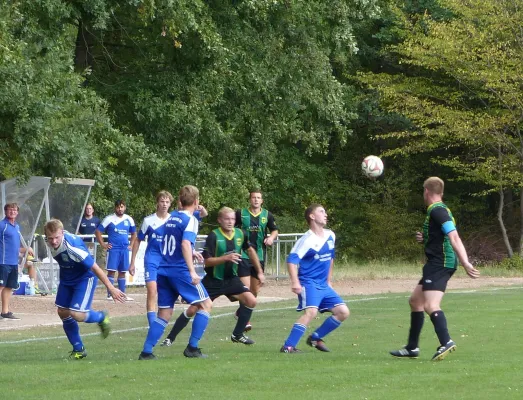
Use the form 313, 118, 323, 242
390, 177, 479, 361
162, 207, 262, 346
235, 190, 278, 297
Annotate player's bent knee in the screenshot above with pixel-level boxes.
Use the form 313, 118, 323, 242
333, 305, 350, 321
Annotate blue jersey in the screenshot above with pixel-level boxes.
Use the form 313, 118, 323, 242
97, 214, 136, 250
0, 218, 21, 266
158, 210, 199, 275
78, 216, 101, 235
49, 232, 95, 285
138, 213, 169, 269
286, 229, 336, 287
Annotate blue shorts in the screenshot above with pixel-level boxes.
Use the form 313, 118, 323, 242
106, 249, 130, 272
144, 264, 158, 283
0, 264, 18, 289
296, 283, 345, 313
55, 276, 98, 312
157, 271, 209, 309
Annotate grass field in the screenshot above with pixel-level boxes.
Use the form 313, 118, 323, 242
1, 287, 522, 400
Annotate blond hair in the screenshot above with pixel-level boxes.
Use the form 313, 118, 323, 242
44, 219, 64, 235
218, 206, 235, 218
423, 177, 444, 195
179, 185, 199, 207
156, 190, 174, 203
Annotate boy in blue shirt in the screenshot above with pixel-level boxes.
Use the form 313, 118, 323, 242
45, 219, 127, 359
280, 204, 350, 353
95, 200, 137, 300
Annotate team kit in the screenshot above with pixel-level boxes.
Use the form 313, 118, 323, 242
34, 177, 478, 361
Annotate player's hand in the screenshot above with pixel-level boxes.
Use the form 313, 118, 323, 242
224, 252, 242, 264
102, 243, 112, 250
193, 251, 204, 263
129, 263, 135, 276
463, 262, 480, 279
190, 272, 201, 285
264, 237, 275, 246
257, 272, 266, 286
110, 288, 127, 303
415, 231, 424, 244
291, 280, 302, 295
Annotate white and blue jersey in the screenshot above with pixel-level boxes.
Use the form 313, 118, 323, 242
138, 213, 169, 282
97, 214, 136, 250
287, 229, 336, 287
158, 210, 198, 274
0, 218, 21, 266
49, 232, 95, 284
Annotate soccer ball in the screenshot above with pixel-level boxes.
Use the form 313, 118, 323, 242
361, 155, 384, 178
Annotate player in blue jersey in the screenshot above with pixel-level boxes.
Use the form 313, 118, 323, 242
44, 219, 127, 359
139, 185, 213, 360
280, 204, 350, 353
390, 177, 479, 361
130, 190, 173, 326
95, 200, 137, 300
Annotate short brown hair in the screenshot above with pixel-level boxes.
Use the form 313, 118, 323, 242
304, 203, 322, 225
423, 177, 444, 195
179, 185, 199, 207
156, 190, 174, 203
218, 206, 235, 218
4, 203, 19, 213
44, 219, 64, 235
249, 189, 262, 197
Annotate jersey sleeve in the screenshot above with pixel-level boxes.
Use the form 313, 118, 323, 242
431, 207, 456, 234
202, 231, 217, 259
267, 211, 278, 232
68, 237, 95, 269
286, 234, 311, 264
234, 209, 242, 228
97, 216, 110, 232
128, 216, 136, 233
182, 216, 198, 244
137, 219, 149, 241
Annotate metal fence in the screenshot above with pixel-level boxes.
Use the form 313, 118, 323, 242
31, 233, 304, 292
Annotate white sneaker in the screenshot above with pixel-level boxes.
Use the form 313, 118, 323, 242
125, 296, 134, 301
107, 295, 113, 301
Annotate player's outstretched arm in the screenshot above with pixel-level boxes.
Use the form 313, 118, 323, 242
447, 230, 480, 279
91, 263, 127, 302
287, 262, 301, 294
247, 247, 265, 285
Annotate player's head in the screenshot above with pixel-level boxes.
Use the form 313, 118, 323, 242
4, 203, 19, 220
304, 204, 327, 227
44, 219, 64, 250
156, 190, 173, 213
114, 199, 126, 216
217, 206, 236, 232
423, 177, 444, 204
179, 185, 199, 208
249, 189, 263, 209
84, 203, 94, 216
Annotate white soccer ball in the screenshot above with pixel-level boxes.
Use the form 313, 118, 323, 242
361, 155, 384, 178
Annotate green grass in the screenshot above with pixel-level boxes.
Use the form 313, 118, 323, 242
1, 287, 522, 399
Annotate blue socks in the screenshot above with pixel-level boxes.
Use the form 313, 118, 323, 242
142, 317, 168, 354
117, 278, 126, 293
84, 310, 105, 324
284, 323, 307, 348
147, 311, 156, 327
62, 316, 83, 351
312, 316, 341, 340
189, 310, 210, 348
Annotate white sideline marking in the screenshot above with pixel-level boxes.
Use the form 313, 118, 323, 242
0, 286, 520, 345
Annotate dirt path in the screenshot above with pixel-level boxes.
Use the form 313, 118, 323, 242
2, 277, 522, 331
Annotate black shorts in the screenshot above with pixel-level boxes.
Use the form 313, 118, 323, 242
0, 264, 19, 289
202, 275, 250, 302
237, 259, 265, 279
418, 263, 456, 292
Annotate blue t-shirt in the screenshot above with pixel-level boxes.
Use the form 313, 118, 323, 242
158, 210, 199, 276
48, 232, 95, 285
138, 213, 169, 269
286, 229, 336, 287
97, 214, 136, 250
78, 216, 101, 235
0, 218, 21, 266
